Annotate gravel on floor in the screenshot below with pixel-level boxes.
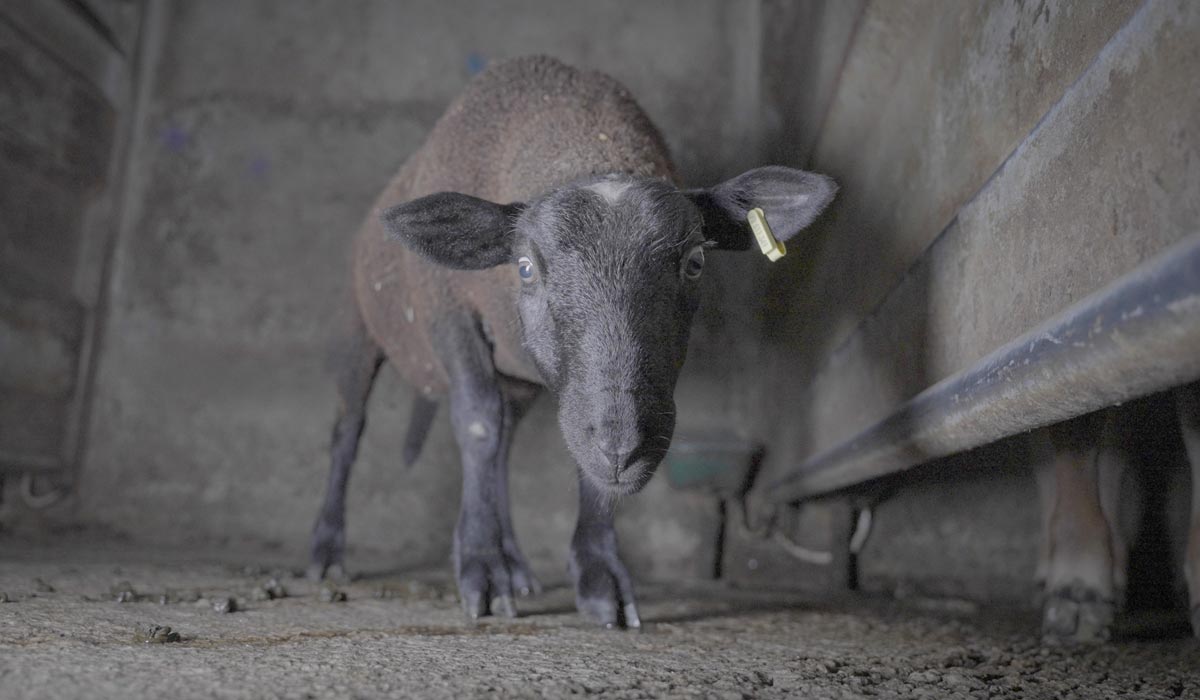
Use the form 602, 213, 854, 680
1, 536, 1197, 699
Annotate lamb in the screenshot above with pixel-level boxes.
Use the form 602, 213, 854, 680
308, 55, 836, 627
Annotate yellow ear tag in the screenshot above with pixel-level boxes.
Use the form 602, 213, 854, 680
747, 207, 786, 261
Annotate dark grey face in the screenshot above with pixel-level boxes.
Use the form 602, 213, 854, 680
513, 176, 706, 494
381, 165, 837, 498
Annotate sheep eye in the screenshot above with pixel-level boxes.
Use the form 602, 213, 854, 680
681, 246, 705, 280
517, 256, 537, 282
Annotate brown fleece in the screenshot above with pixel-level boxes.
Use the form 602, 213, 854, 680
352, 55, 676, 395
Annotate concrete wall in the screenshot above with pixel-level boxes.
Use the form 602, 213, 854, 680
76, 0, 760, 581
0, 0, 136, 477
737, 0, 1200, 601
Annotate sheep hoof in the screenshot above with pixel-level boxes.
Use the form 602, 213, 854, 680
455, 550, 523, 620
503, 542, 542, 598
569, 548, 640, 630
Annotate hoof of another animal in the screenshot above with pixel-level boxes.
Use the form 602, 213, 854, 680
326, 563, 350, 583
1041, 587, 1114, 645
461, 590, 487, 619
623, 602, 642, 630
306, 562, 349, 584
576, 594, 620, 629
492, 595, 517, 618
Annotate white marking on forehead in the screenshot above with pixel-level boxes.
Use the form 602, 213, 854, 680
585, 180, 631, 206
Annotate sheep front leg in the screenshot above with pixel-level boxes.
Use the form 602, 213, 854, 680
439, 318, 538, 618
570, 476, 640, 628
1042, 416, 1117, 644
1177, 383, 1200, 637
495, 377, 544, 598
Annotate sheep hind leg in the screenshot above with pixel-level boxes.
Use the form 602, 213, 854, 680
308, 312, 384, 582
1177, 383, 1200, 638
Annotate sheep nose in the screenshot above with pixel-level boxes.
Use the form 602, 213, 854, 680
599, 447, 631, 473
594, 431, 638, 474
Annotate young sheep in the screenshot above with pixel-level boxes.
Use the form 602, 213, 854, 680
309, 55, 836, 627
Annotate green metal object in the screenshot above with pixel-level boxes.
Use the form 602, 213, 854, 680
664, 433, 763, 497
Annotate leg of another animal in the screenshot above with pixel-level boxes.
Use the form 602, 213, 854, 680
1031, 429, 1057, 602
570, 476, 640, 629
1031, 422, 1132, 612
308, 315, 384, 581
439, 316, 538, 619
1096, 418, 1136, 613
1177, 383, 1200, 637
1041, 416, 1118, 644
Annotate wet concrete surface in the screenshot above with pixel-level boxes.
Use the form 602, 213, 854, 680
1, 536, 1198, 699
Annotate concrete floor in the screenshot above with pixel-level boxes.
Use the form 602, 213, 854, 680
1, 535, 1198, 699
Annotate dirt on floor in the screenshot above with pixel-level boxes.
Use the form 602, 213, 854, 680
0, 535, 1197, 699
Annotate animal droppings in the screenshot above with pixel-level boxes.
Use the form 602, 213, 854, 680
251, 578, 287, 601
212, 597, 238, 613
134, 624, 182, 644
157, 589, 202, 605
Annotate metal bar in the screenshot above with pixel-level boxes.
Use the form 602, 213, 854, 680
768, 232, 1200, 503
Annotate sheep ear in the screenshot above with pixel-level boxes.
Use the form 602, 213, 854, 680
381, 192, 524, 270
685, 166, 836, 251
